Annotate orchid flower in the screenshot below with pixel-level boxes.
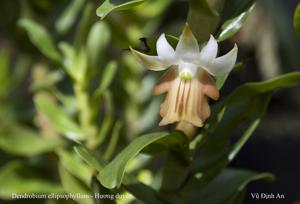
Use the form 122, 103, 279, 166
131, 24, 238, 128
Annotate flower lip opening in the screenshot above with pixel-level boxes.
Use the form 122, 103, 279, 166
178, 62, 198, 80
179, 71, 192, 80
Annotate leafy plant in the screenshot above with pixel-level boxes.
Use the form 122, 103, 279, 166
0, 0, 299, 204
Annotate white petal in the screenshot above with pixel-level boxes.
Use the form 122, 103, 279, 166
156, 34, 175, 63
198, 35, 218, 65
175, 24, 199, 61
207, 44, 238, 76
130, 47, 169, 71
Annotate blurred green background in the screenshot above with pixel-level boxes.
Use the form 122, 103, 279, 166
0, 0, 300, 204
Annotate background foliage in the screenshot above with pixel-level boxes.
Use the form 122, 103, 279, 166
0, 0, 300, 204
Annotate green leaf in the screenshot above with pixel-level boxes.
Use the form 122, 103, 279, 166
218, 4, 255, 42
103, 120, 123, 160
225, 72, 300, 104
90, 176, 116, 204
58, 42, 75, 74
87, 21, 111, 69
55, 0, 85, 35
191, 93, 271, 187
142, 131, 188, 155
18, 19, 61, 63
221, 0, 255, 20
92, 61, 118, 113
58, 150, 92, 185
34, 94, 84, 140
0, 161, 63, 200
103, 91, 114, 117
224, 93, 271, 162
181, 168, 274, 204
150, 133, 190, 195
52, 90, 77, 114
74, 47, 88, 83
228, 117, 261, 161
134, 0, 171, 18
58, 163, 92, 204
123, 175, 164, 204
74, 3, 93, 50
98, 132, 169, 189
125, 154, 151, 173
31, 70, 64, 91
225, 74, 300, 161
0, 126, 62, 156
96, 0, 146, 19
191, 72, 300, 188
97, 61, 118, 94
74, 146, 104, 171
58, 41, 73, 60
187, 0, 223, 42
294, 3, 300, 40
59, 42, 88, 83
92, 116, 113, 147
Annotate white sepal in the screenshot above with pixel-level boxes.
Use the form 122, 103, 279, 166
130, 47, 170, 71
208, 44, 238, 76
156, 34, 175, 64
175, 24, 200, 61
198, 35, 218, 65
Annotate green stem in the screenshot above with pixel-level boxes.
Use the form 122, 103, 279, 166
74, 82, 97, 148
159, 125, 196, 201
160, 149, 191, 203
161, 152, 190, 191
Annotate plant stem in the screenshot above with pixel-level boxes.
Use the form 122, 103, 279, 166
160, 149, 191, 203
74, 82, 97, 149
